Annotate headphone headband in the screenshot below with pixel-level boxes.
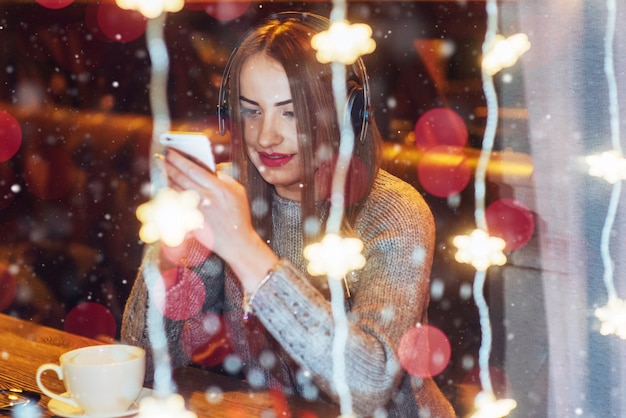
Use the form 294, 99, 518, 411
216, 12, 371, 142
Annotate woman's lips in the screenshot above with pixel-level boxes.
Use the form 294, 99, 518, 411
258, 152, 294, 167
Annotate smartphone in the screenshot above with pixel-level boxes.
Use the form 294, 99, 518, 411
159, 131, 216, 172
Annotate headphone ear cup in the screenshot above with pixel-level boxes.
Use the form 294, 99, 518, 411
346, 81, 367, 143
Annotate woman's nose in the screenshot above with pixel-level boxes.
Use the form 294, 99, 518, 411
257, 115, 283, 148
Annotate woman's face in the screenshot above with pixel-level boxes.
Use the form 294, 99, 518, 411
239, 53, 302, 201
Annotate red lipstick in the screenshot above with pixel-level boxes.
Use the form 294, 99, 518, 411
259, 152, 294, 167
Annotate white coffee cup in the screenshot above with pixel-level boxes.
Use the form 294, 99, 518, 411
36, 344, 145, 416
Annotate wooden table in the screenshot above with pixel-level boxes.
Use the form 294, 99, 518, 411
0, 313, 339, 417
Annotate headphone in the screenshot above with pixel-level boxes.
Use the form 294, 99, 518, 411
216, 12, 372, 143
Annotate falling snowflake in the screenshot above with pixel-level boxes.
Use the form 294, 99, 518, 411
311, 21, 376, 65
303, 233, 366, 278
453, 229, 507, 271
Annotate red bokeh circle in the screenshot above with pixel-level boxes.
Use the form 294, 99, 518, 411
0, 111, 22, 162
36, 0, 74, 9
486, 198, 535, 251
181, 312, 232, 367
64, 302, 117, 341
417, 145, 472, 198
414, 107, 468, 152
153, 267, 206, 321
96, 3, 147, 43
398, 324, 451, 378
204, 1, 250, 21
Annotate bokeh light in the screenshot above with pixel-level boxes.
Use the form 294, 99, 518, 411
201, 1, 250, 22
0, 265, 17, 312
0, 111, 22, 163
303, 233, 366, 278
462, 366, 512, 398
64, 302, 117, 341
153, 267, 206, 321
485, 198, 535, 251
417, 145, 472, 198
96, 3, 147, 43
482, 33, 530, 76
181, 312, 232, 367
595, 297, 626, 339
136, 188, 205, 247
115, 0, 184, 19
36, 0, 74, 9
0, 165, 17, 211
413, 108, 468, 152
398, 324, 451, 378
137, 394, 197, 418
24, 146, 76, 200
454, 229, 507, 271
311, 21, 376, 65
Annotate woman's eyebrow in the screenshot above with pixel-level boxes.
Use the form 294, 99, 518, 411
239, 96, 292, 107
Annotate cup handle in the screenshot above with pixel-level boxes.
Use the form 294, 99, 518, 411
36, 363, 79, 408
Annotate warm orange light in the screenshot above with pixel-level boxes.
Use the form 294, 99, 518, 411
116, 0, 184, 19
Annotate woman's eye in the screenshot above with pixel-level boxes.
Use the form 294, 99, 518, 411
282, 110, 295, 119
241, 108, 261, 118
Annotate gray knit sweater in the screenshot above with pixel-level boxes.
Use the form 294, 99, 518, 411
121, 168, 455, 417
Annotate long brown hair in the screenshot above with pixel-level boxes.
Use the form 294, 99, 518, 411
225, 14, 381, 245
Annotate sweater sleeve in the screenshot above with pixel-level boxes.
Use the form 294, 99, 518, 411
120, 239, 225, 380
250, 172, 437, 416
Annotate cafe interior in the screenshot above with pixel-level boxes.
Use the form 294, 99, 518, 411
1, 0, 625, 417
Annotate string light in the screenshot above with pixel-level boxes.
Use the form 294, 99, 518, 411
303, 233, 365, 278
136, 187, 204, 247
592, 0, 624, 340
453, 229, 506, 272
137, 393, 197, 418
586, 150, 626, 183
482, 33, 530, 76
116, 0, 183, 19
459, 0, 529, 415
311, 21, 376, 65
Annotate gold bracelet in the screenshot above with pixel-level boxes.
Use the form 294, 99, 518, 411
242, 261, 282, 322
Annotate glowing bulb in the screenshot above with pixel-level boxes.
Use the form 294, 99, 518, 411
595, 297, 626, 339
471, 390, 517, 418
586, 150, 626, 184
137, 394, 197, 418
136, 187, 204, 247
311, 21, 376, 65
453, 229, 507, 271
303, 233, 366, 278
482, 33, 530, 75
116, 0, 183, 19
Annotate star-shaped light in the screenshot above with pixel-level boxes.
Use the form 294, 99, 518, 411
586, 150, 626, 184
482, 33, 530, 75
453, 229, 507, 271
303, 233, 366, 278
311, 21, 376, 65
116, 0, 184, 19
137, 394, 197, 418
470, 390, 517, 418
595, 297, 626, 339
136, 187, 204, 247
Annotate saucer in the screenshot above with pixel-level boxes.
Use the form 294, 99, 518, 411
47, 388, 153, 418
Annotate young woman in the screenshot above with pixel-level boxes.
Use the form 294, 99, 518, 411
122, 12, 454, 417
